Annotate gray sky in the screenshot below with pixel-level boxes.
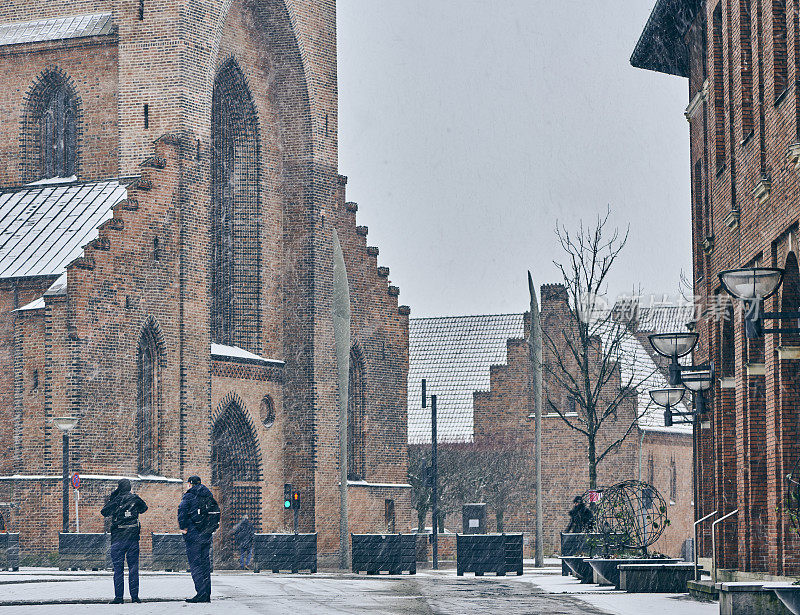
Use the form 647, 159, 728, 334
337, 1, 690, 317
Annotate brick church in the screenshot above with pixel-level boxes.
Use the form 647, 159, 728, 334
0, 1, 412, 563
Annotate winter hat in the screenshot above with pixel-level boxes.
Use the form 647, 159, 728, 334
188, 475, 201, 485
117, 478, 132, 493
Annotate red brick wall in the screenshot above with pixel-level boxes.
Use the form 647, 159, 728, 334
0, 0, 411, 563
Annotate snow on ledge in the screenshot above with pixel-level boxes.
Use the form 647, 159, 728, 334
211, 343, 285, 367
26, 175, 78, 185
15, 297, 45, 311
0, 473, 182, 483
345, 480, 412, 489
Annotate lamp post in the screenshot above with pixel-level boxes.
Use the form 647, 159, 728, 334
648, 332, 699, 385
52, 416, 77, 533
718, 267, 794, 338
649, 388, 686, 427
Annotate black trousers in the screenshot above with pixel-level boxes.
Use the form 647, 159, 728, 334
110, 539, 139, 599
185, 536, 212, 597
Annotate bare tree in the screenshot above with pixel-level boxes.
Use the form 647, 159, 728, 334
542, 210, 653, 489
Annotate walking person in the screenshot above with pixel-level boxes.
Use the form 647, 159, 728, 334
178, 475, 220, 603
232, 515, 254, 570
101, 478, 148, 604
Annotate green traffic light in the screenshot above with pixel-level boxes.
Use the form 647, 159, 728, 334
284, 500, 291, 508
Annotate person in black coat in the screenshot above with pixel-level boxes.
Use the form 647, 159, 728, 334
565, 495, 593, 533
232, 515, 254, 569
101, 478, 148, 604
178, 475, 219, 603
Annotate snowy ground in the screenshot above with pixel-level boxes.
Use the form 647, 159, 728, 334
0, 565, 718, 614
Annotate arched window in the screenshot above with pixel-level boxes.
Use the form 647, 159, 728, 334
23, 70, 80, 181
211, 59, 260, 351
348, 347, 366, 480
137, 325, 161, 473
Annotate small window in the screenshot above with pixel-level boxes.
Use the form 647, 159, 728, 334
153, 237, 161, 260
260, 396, 275, 428
566, 396, 576, 414
139, 0, 144, 20
143, 104, 149, 129
32, 369, 38, 391
670, 458, 677, 503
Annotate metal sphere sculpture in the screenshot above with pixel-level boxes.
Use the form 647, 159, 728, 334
594, 480, 669, 550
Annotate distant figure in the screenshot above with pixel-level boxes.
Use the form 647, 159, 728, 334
178, 475, 220, 603
565, 495, 593, 533
101, 478, 148, 604
232, 515, 255, 569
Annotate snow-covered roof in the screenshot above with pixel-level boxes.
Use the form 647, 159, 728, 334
0, 13, 114, 47
409, 307, 693, 444
408, 314, 525, 444
0, 179, 126, 279
210, 343, 284, 367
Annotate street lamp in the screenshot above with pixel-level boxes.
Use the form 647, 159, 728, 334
649, 388, 686, 427
52, 416, 77, 533
681, 365, 715, 417
718, 267, 795, 338
648, 332, 699, 385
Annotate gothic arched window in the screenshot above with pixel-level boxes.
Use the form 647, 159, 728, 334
211, 59, 261, 351
137, 325, 161, 473
40, 84, 77, 178
23, 70, 80, 181
348, 347, 366, 480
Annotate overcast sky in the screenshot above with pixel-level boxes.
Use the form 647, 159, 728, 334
337, 1, 690, 318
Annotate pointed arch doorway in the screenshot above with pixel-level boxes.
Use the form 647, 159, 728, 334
211, 396, 262, 568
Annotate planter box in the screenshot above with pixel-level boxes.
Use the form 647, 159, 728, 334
456, 533, 523, 577
0, 533, 19, 570
253, 533, 317, 573
717, 583, 792, 615
59, 533, 110, 571
352, 534, 416, 575
559, 556, 594, 583
587, 558, 680, 589
619, 562, 695, 593
151, 533, 189, 571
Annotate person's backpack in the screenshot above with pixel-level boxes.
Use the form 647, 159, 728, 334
112, 495, 140, 529
193, 493, 221, 535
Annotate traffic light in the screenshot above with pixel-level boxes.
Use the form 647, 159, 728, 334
292, 490, 301, 510
283, 483, 292, 509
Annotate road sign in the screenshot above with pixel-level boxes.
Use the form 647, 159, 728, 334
71, 473, 80, 490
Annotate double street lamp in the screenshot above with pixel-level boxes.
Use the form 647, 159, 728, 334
718, 267, 799, 338
52, 416, 77, 533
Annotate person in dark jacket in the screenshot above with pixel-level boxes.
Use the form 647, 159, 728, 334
101, 478, 148, 604
232, 515, 254, 569
178, 475, 219, 603
565, 495, 593, 533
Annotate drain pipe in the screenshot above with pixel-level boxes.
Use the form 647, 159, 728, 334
711, 509, 738, 583
694, 510, 717, 581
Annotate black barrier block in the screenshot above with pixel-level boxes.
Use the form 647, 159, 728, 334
59, 533, 110, 571
351, 534, 416, 575
456, 534, 523, 577
0, 533, 19, 571
252, 533, 317, 573
151, 533, 189, 571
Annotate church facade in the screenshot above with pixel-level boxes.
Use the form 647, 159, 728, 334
0, 0, 412, 563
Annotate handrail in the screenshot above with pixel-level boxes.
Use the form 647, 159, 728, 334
711, 509, 738, 583
694, 510, 717, 581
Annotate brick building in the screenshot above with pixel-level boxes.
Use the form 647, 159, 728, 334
632, 0, 800, 578
408, 288, 695, 558
0, 1, 413, 564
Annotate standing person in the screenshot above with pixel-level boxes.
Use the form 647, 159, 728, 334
232, 515, 254, 570
101, 478, 148, 604
178, 475, 220, 603
565, 495, 593, 533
